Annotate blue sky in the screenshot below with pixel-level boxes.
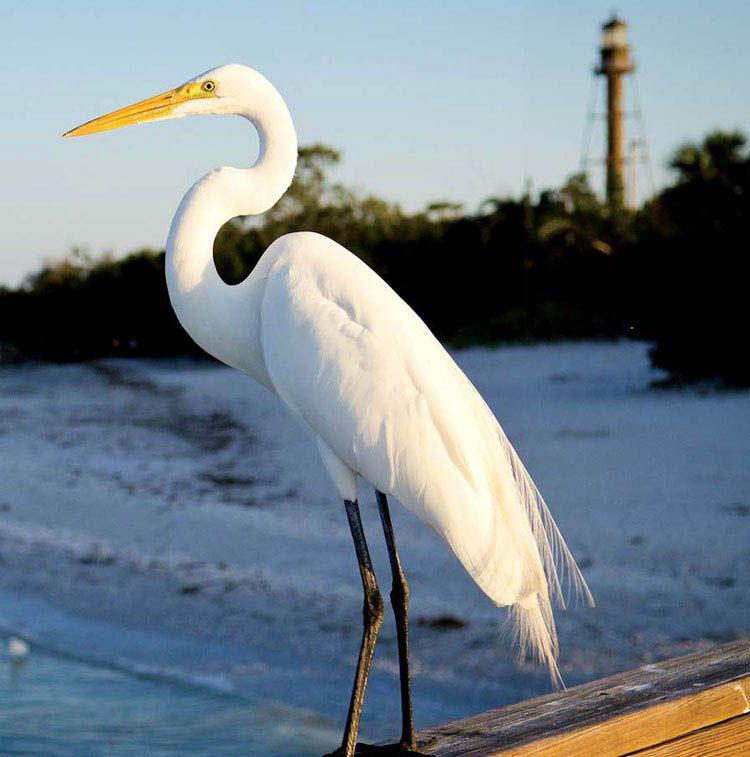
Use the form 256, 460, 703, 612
2, 0, 749, 285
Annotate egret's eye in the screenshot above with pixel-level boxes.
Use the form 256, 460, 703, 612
202, 81, 216, 93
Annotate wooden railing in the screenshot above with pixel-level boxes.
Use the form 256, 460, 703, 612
414, 640, 750, 755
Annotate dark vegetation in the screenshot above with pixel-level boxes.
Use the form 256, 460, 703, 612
1, 133, 748, 385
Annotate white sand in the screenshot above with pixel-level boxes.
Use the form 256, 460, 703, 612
0, 340, 747, 737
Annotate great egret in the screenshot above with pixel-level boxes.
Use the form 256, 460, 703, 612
65, 64, 593, 756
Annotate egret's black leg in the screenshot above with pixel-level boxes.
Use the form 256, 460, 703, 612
339, 498, 385, 757
376, 490, 416, 751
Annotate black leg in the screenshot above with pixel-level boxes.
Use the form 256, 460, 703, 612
376, 490, 416, 751
339, 499, 385, 757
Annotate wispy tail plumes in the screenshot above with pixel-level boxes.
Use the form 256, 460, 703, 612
451, 379, 594, 686
506, 592, 564, 688
493, 420, 594, 686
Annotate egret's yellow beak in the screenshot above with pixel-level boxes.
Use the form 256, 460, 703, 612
63, 81, 214, 138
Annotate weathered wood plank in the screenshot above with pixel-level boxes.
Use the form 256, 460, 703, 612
498, 676, 750, 756
633, 715, 750, 756
416, 640, 750, 756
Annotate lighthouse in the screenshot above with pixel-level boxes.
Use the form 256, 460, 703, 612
596, 15, 634, 209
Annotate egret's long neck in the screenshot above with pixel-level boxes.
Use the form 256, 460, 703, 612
166, 79, 297, 385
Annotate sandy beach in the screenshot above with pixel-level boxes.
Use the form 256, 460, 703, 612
0, 340, 748, 752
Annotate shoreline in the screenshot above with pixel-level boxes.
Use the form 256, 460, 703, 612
0, 340, 747, 744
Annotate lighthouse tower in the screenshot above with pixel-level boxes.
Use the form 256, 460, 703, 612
596, 15, 634, 209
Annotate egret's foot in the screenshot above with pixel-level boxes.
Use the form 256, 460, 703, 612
324, 742, 425, 756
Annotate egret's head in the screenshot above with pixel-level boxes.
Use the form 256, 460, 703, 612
63, 64, 259, 138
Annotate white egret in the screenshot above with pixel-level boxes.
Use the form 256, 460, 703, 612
64, 64, 593, 756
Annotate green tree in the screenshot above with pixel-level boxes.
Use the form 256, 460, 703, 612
636, 130, 750, 384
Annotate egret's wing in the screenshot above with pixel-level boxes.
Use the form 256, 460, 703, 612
260, 235, 493, 537
259, 233, 592, 681
261, 232, 590, 598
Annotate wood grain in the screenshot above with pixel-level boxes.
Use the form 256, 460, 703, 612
414, 641, 750, 756
499, 676, 750, 756
633, 715, 750, 756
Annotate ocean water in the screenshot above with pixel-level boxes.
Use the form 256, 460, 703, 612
0, 635, 335, 756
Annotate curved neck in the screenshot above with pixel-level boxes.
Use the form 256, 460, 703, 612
166, 78, 297, 382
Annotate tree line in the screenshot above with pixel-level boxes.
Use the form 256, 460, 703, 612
1, 132, 748, 385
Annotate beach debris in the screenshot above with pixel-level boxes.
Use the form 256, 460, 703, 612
416, 614, 468, 631
719, 502, 749, 517
708, 576, 736, 589
79, 545, 117, 565
8, 636, 29, 660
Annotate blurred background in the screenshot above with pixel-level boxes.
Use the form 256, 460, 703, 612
0, 2, 748, 755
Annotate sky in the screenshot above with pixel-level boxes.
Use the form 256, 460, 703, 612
2, 0, 749, 286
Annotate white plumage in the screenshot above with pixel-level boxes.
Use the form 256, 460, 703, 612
65, 63, 592, 725
258, 230, 592, 683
